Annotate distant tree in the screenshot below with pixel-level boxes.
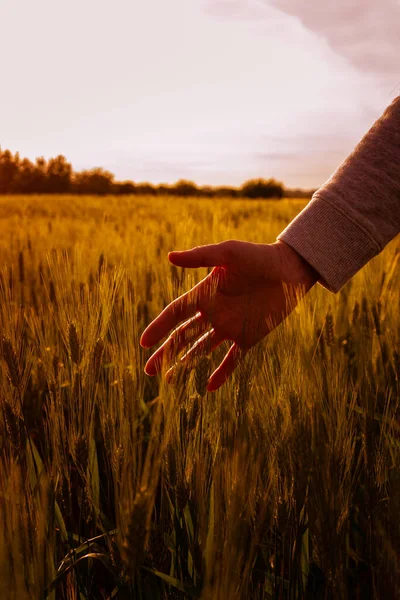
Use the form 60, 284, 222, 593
134, 183, 157, 195
241, 178, 284, 199
115, 181, 136, 194
285, 187, 317, 199
157, 184, 172, 196
214, 186, 240, 198
13, 158, 35, 192
73, 168, 115, 195
171, 180, 199, 197
46, 155, 72, 193
0, 149, 19, 193
199, 186, 214, 198
31, 157, 49, 193
0, 146, 307, 198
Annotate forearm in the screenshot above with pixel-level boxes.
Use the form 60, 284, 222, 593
277, 95, 400, 293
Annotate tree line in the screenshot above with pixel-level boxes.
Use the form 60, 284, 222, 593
0, 147, 316, 199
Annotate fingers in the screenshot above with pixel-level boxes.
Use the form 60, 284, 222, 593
165, 329, 223, 382
144, 314, 209, 376
179, 329, 223, 366
140, 243, 230, 349
140, 267, 222, 349
206, 343, 248, 392
140, 285, 203, 348
165, 339, 248, 391
168, 241, 230, 268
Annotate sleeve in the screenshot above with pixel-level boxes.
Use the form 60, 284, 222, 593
277, 95, 400, 293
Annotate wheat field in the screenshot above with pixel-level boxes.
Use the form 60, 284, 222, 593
0, 194, 399, 600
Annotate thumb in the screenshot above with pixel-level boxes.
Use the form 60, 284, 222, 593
168, 242, 229, 268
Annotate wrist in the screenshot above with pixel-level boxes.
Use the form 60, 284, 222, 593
273, 240, 319, 290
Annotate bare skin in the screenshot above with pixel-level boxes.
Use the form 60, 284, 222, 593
140, 239, 318, 392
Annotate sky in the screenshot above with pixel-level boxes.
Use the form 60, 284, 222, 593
1, 0, 399, 189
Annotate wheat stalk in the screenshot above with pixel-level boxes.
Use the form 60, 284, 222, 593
120, 488, 152, 575
1, 337, 21, 389
195, 356, 211, 397
18, 251, 25, 284
2, 399, 24, 452
325, 311, 335, 347
92, 338, 104, 383
73, 433, 88, 473
68, 322, 81, 365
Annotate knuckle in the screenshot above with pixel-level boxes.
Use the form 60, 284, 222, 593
220, 240, 235, 263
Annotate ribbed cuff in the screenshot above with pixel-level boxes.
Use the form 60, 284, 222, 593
277, 196, 381, 293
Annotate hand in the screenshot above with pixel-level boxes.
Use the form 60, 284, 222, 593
140, 240, 318, 392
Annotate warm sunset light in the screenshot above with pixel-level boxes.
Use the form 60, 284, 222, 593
1, 0, 399, 188
1, 2, 400, 598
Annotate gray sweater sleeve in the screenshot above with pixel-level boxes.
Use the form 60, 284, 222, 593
277, 95, 400, 293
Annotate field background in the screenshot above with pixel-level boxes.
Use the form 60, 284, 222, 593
0, 194, 399, 599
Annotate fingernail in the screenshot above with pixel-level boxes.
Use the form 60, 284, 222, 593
144, 363, 155, 376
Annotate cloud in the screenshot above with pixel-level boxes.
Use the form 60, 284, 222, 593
203, 0, 400, 86
202, 0, 277, 21
266, 0, 400, 81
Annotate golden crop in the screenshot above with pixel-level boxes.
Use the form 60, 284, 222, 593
0, 194, 399, 599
